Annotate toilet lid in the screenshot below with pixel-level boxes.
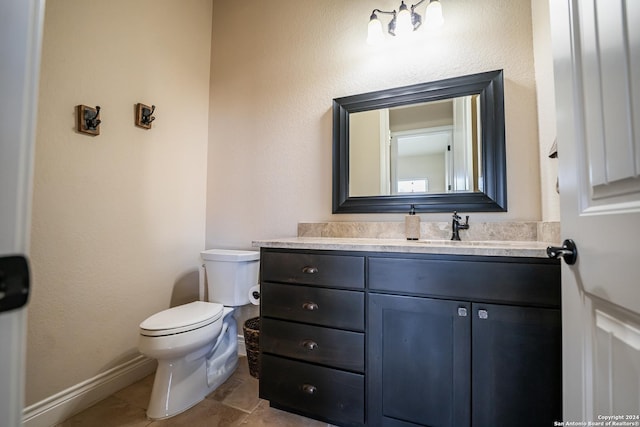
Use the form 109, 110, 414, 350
139, 301, 224, 336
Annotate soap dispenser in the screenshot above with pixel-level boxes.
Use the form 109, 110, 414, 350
405, 204, 420, 240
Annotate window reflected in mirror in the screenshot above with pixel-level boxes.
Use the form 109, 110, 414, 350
349, 95, 482, 197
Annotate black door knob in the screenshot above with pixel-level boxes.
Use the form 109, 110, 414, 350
0, 255, 30, 313
547, 239, 578, 265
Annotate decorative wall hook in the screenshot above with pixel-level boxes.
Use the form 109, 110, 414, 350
143, 105, 155, 125
136, 103, 156, 129
76, 105, 101, 136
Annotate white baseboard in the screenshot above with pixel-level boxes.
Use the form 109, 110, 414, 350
23, 336, 247, 427
22, 355, 156, 427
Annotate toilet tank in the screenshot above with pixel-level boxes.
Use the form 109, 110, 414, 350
200, 249, 259, 306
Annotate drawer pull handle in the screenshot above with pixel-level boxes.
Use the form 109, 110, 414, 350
301, 384, 317, 395
302, 266, 319, 274
302, 340, 318, 350
302, 302, 319, 311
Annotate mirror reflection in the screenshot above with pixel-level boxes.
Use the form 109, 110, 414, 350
332, 69, 506, 213
349, 96, 482, 197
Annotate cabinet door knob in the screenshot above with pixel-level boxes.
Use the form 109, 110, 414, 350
302, 266, 319, 274
478, 309, 489, 319
301, 384, 317, 395
302, 340, 318, 350
458, 307, 468, 317
302, 301, 319, 311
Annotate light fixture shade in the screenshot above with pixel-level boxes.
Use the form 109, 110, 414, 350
366, 0, 443, 42
395, 2, 413, 36
387, 14, 397, 36
411, 11, 422, 30
425, 0, 444, 27
367, 14, 385, 44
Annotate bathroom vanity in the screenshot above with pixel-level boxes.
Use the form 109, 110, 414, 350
255, 238, 561, 427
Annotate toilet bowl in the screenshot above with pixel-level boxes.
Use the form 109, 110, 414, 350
138, 249, 259, 420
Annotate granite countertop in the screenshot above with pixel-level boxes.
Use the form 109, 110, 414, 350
252, 237, 555, 258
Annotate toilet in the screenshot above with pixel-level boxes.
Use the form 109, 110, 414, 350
138, 249, 260, 420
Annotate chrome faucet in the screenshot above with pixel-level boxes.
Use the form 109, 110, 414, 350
451, 211, 469, 241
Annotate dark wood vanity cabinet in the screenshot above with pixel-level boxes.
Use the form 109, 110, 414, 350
368, 300, 562, 427
471, 303, 562, 426
259, 250, 366, 427
368, 255, 562, 427
259, 248, 561, 427
368, 294, 472, 426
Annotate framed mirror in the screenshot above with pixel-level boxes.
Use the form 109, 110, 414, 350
332, 69, 506, 213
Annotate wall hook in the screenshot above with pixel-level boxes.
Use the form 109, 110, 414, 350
87, 106, 101, 129
76, 105, 101, 136
136, 103, 156, 129
142, 105, 155, 125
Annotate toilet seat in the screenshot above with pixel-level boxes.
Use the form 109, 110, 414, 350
140, 301, 224, 337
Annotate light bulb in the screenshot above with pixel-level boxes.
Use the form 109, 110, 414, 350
425, 0, 444, 27
367, 14, 385, 44
395, 2, 413, 36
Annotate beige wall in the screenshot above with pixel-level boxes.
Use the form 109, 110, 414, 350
207, 0, 544, 251
532, 0, 561, 221
389, 101, 454, 132
27, 0, 212, 405
350, 110, 383, 196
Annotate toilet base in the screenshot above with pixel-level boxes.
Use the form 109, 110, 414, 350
146, 308, 238, 420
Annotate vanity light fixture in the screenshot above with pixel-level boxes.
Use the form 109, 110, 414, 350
367, 0, 444, 44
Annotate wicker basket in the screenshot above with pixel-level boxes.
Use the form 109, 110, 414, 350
243, 317, 260, 379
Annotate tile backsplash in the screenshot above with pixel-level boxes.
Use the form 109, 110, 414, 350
298, 221, 560, 243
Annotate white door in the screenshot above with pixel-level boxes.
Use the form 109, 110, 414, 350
550, 0, 640, 421
0, 0, 44, 425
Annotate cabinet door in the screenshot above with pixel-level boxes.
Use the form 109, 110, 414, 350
368, 294, 471, 427
472, 303, 562, 427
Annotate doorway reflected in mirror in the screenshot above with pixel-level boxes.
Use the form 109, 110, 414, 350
349, 96, 481, 197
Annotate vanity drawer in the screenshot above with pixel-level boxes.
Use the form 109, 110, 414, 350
261, 251, 364, 289
260, 354, 365, 426
261, 283, 365, 331
261, 318, 365, 372
368, 257, 561, 307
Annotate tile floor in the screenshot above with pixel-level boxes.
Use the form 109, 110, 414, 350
56, 357, 334, 427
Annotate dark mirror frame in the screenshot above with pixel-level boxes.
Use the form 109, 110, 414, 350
332, 69, 507, 213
